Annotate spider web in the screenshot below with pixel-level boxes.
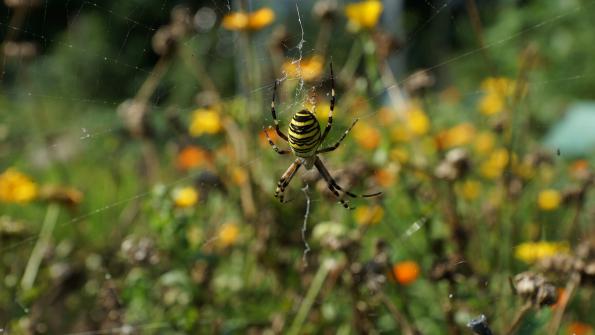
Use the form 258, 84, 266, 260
1, 0, 593, 333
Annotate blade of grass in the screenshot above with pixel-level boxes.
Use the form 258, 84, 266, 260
287, 259, 332, 335
21, 203, 60, 290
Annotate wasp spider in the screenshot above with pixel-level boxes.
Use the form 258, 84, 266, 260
264, 63, 381, 209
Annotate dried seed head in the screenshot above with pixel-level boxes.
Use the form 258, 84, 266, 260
3, 41, 38, 60
152, 25, 177, 57
429, 254, 471, 281
561, 186, 585, 205
576, 237, 595, 285
120, 236, 160, 266
269, 26, 291, 53
374, 31, 401, 63
404, 69, 435, 95
117, 99, 149, 137
435, 148, 470, 181
4, 0, 40, 8
312, 0, 338, 20
512, 271, 558, 306
537, 254, 579, 276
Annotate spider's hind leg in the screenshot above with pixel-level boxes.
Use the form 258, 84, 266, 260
314, 157, 381, 209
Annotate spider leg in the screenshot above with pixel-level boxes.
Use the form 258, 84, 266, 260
315, 157, 382, 205
319, 62, 336, 144
316, 118, 358, 154
275, 159, 302, 203
314, 157, 353, 209
263, 127, 291, 155
271, 80, 289, 141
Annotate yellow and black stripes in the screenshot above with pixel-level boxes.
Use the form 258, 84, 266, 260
288, 110, 321, 157
265, 61, 382, 208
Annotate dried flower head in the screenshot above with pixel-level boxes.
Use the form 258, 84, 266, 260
512, 271, 558, 306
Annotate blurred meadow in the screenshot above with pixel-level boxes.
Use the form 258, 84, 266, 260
1, 0, 595, 334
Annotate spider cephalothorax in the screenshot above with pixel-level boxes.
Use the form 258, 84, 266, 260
264, 63, 381, 208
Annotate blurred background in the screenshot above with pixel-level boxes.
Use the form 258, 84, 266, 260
1, 0, 594, 334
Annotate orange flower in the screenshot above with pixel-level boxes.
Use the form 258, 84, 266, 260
221, 7, 275, 31
435, 122, 476, 150
217, 222, 240, 248
405, 104, 430, 136
477, 77, 515, 116
259, 127, 279, 148
569, 159, 590, 180
222, 7, 275, 31
392, 261, 420, 285
552, 288, 567, 309
231, 166, 248, 185
374, 166, 397, 188
354, 205, 384, 225
353, 122, 381, 149
282, 55, 324, 82
176, 146, 211, 171
567, 322, 593, 335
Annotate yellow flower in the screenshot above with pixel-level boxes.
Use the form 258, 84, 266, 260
345, 0, 383, 31
481, 77, 515, 94
392, 261, 420, 285
172, 186, 199, 208
513, 159, 535, 180
435, 122, 476, 150
389, 147, 409, 164
405, 104, 430, 136
189, 108, 222, 137
390, 126, 412, 143
538, 189, 561, 211
479, 148, 509, 179
217, 222, 240, 247
282, 55, 324, 82
0, 168, 38, 203
222, 7, 275, 31
353, 121, 381, 149
515, 241, 569, 264
457, 180, 481, 200
478, 77, 514, 115
354, 205, 384, 225
231, 166, 248, 185
473, 131, 495, 155
479, 92, 505, 116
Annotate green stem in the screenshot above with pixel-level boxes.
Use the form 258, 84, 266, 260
287, 260, 332, 335
21, 204, 60, 291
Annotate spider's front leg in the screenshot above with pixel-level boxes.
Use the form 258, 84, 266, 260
319, 62, 336, 144
275, 159, 302, 203
271, 80, 289, 141
264, 127, 291, 155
